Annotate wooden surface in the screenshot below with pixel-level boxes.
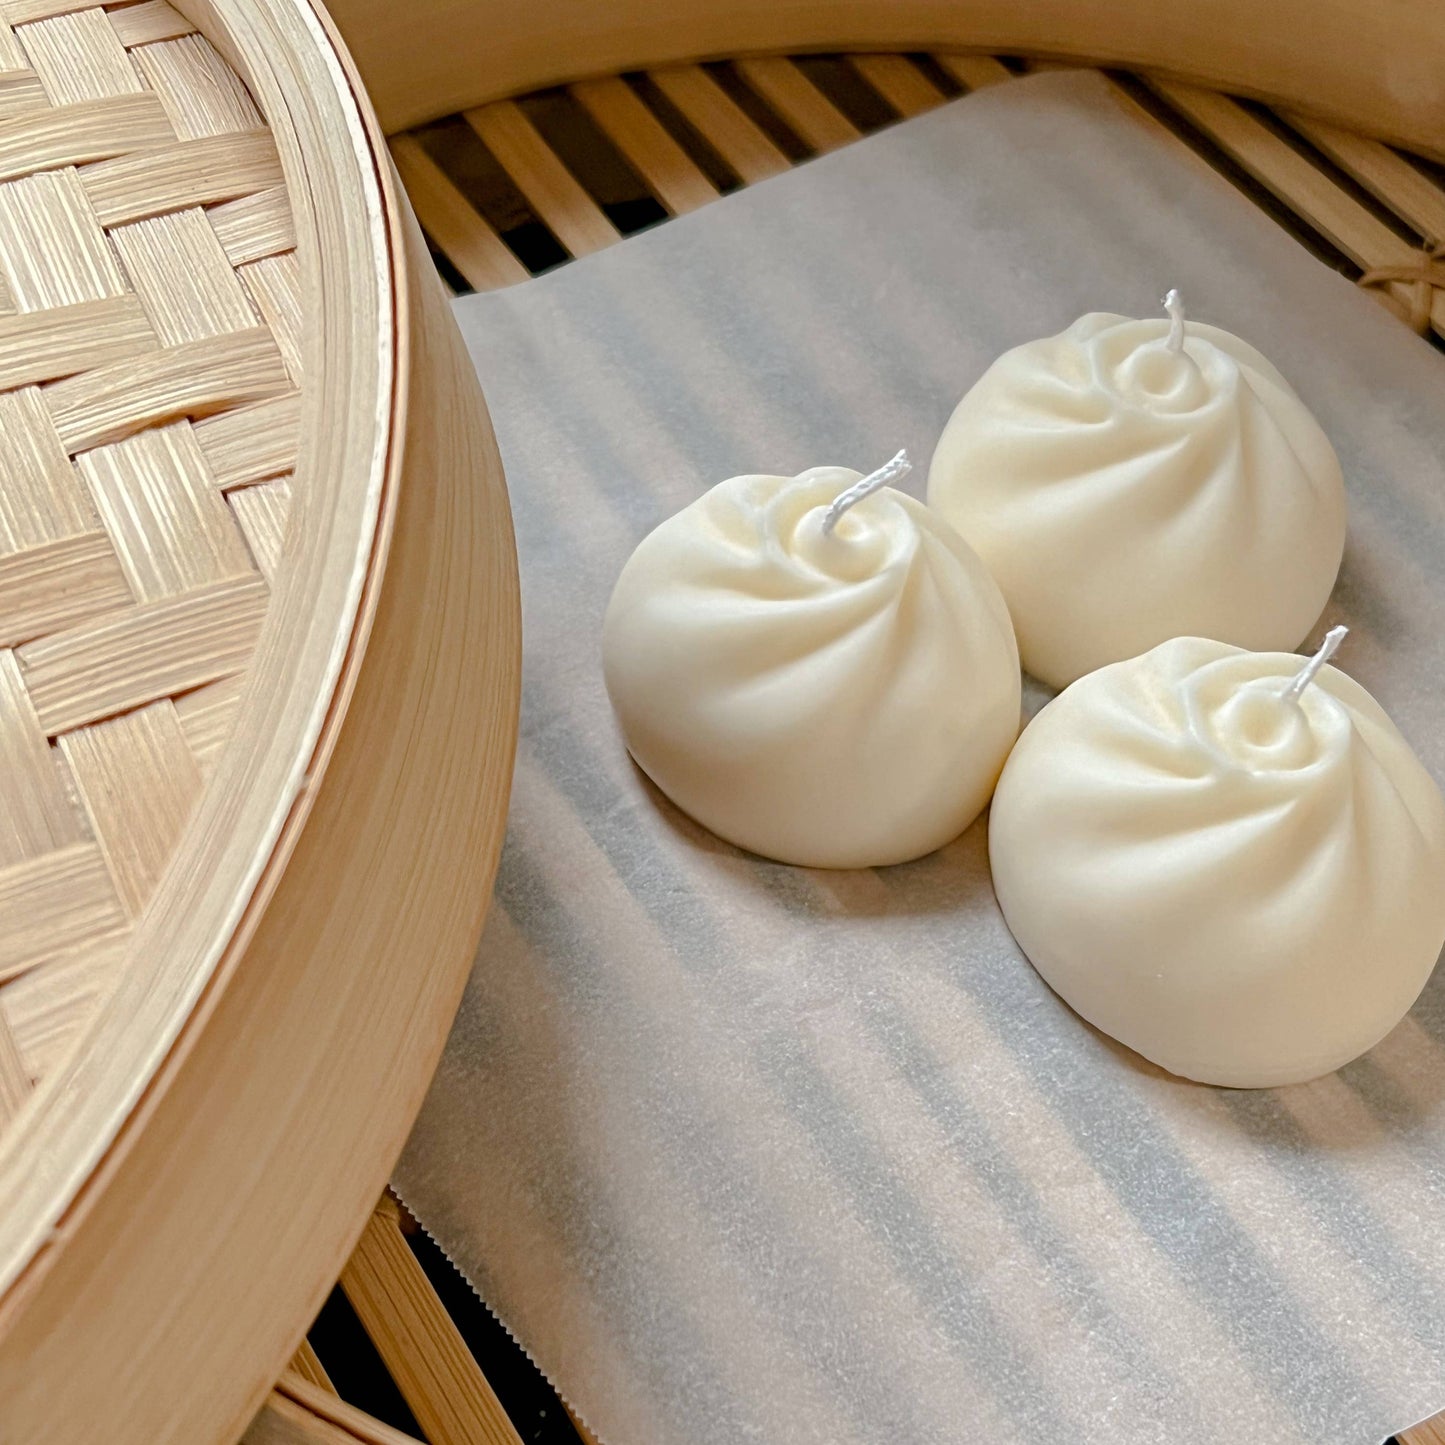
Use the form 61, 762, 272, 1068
321, 0, 1445, 153
0, 0, 520, 1440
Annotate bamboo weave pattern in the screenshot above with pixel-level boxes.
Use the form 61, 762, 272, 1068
0, 0, 298, 1136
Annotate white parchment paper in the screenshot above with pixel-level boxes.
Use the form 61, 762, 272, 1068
398, 72, 1445, 1445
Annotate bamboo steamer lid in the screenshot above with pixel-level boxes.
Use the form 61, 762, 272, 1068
0, 2, 519, 1439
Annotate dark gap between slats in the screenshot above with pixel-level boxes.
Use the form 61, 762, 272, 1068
840, 56, 912, 125
1108, 72, 1365, 283
1238, 97, 1428, 247
1402, 146, 1445, 204
404, 1222, 586, 1444
792, 53, 895, 132
416, 114, 569, 275
520, 88, 668, 236
911, 52, 966, 100
705, 60, 814, 162
307, 1285, 426, 1439
426, 240, 472, 298
625, 72, 743, 194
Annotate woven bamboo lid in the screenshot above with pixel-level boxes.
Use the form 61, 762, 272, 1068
0, 3, 295, 1137
0, 2, 520, 1437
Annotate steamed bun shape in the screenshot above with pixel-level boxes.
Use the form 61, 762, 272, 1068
603, 466, 1021, 868
989, 636, 1445, 1088
928, 312, 1347, 689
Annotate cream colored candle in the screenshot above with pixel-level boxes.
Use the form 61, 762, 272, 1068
928, 293, 1348, 689
988, 631, 1445, 1087
603, 453, 1021, 868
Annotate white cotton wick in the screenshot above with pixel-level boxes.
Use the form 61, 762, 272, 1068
820, 449, 912, 535
1163, 288, 1186, 354
1282, 624, 1349, 703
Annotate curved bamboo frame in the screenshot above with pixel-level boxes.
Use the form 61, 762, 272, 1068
324, 0, 1445, 155
0, 0, 520, 1439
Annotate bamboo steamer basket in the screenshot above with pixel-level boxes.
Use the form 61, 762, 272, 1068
0, 0, 519, 1440
0, 1, 1442, 1443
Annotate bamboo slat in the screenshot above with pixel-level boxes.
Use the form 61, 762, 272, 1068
249, 1378, 425, 1445
733, 57, 858, 152
570, 75, 719, 214
850, 52, 946, 116
934, 52, 1014, 89
388, 133, 527, 289
289, 1339, 336, 1395
649, 64, 790, 184
465, 99, 620, 257
1150, 80, 1445, 335
340, 1195, 525, 1445
1404, 1415, 1445, 1445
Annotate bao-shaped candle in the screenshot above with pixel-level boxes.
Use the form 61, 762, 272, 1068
989, 629, 1445, 1088
928, 292, 1348, 689
603, 452, 1021, 868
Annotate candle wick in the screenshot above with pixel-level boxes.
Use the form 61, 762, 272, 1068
820, 449, 912, 535
1163, 288, 1186, 354
1282, 624, 1349, 703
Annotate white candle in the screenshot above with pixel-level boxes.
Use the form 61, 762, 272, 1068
927, 294, 1348, 689
603, 454, 1021, 868
987, 632, 1445, 1087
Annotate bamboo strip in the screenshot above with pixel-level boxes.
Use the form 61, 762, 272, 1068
0, 531, 132, 649
44, 324, 290, 453
0, 169, 125, 310
933, 53, 1015, 89
228, 474, 291, 582
15, 571, 268, 733
172, 670, 244, 768
339, 1195, 525, 1445
133, 31, 261, 139
0, 1011, 32, 1125
113, 209, 257, 345
0, 649, 81, 865
288, 1340, 335, 1395
734, 57, 859, 152
250, 1375, 426, 1445
192, 390, 299, 489
649, 64, 790, 183
1403, 1416, 1445, 1445
0, 841, 125, 982
109, 0, 195, 48
0, 293, 156, 390
388, 133, 526, 289
570, 75, 719, 214
0, 92, 173, 182
78, 424, 252, 601
240, 252, 304, 382
850, 52, 946, 116
207, 184, 296, 265
0, 1, 99, 25
16, 9, 144, 105
0, 934, 125, 1078
0, 70, 46, 121
82, 130, 283, 226
59, 699, 203, 915
0, 386, 93, 553
465, 99, 620, 257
